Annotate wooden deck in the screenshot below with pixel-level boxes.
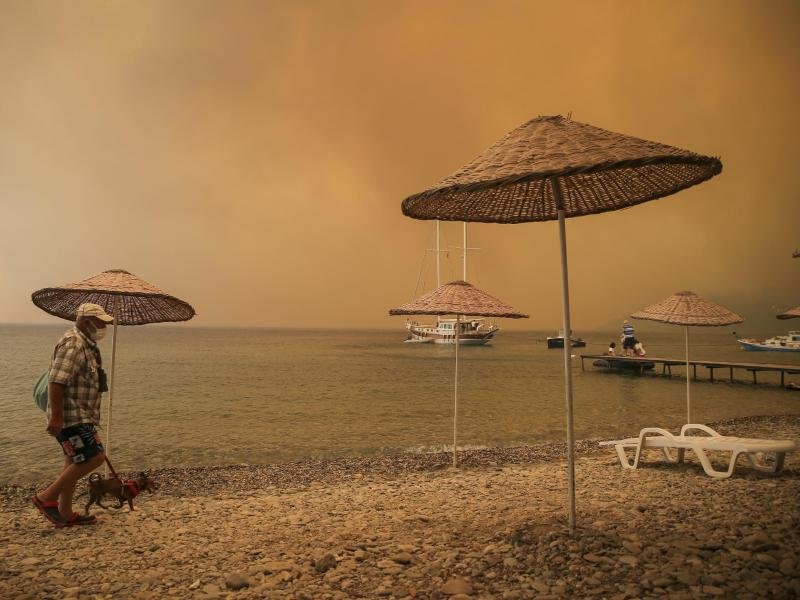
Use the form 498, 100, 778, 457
580, 354, 800, 387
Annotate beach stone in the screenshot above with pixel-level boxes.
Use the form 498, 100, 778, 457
756, 553, 777, 566
676, 571, 699, 586
622, 541, 642, 554
225, 573, 251, 590
530, 580, 550, 594
738, 533, 770, 549
618, 555, 638, 567
188, 579, 201, 590
393, 552, 413, 565
753, 543, 780, 553
702, 585, 725, 596
202, 583, 221, 596
19, 558, 40, 566
779, 559, 796, 576
583, 553, 604, 564
262, 560, 295, 573
314, 554, 337, 573
441, 578, 473, 595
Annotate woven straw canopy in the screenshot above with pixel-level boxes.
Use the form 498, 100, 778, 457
389, 280, 528, 319
32, 269, 195, 325
402, 115, 722, 223
777, 306, 800, 320
631, 291, 742, 327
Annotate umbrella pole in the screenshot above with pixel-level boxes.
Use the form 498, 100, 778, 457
105, 298, 120, 476
453, 315, 460, 468
555, 194, 577, 533
685, 325, 691, 424
462, 222, 467, 280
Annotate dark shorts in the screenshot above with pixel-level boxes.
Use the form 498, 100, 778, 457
56, 423, 104, 464
623, 337, 636, 349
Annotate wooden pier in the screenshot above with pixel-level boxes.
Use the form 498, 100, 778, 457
580, 354, 800, 387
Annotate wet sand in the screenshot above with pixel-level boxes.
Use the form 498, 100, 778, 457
1, 415, 798, 599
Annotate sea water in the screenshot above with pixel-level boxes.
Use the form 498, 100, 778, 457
2, 324, 798, 483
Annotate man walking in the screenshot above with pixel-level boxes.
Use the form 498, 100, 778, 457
33, 303, 113, 527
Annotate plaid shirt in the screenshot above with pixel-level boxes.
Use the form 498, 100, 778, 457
48, 327, 103, 427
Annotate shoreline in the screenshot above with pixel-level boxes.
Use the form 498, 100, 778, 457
2, 413, 796, 508
1, 413, 798, 599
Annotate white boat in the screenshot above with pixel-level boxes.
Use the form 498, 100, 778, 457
738, 331, 800, 352
404, 317, 499, 345
404, 222, 498, 345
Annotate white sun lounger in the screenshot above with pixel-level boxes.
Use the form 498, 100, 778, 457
600, 424, 797, 479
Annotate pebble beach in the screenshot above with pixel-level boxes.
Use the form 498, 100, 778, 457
1, 414, 798, 599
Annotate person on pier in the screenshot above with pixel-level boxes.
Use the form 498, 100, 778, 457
621, 320, 636, 356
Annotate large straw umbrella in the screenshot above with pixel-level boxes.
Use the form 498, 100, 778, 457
777, 306, 800, 320
389, 280, 528, 467
32, 269, 195, 462
401, 115, 722, 530
631, 291, 742, 423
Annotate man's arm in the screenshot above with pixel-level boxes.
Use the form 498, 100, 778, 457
47, 382, 66, 436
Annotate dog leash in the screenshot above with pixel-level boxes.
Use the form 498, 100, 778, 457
103, 456, 122, 481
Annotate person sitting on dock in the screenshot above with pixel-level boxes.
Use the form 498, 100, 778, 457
607, 341, 617, 356
634, 340, 646, 356
622, 320, 636, 356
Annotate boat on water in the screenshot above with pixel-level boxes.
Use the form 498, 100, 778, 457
404, 222, 499, 345
546, 331, 587, 349
737, 331, 800, 352
405, 318, 499, 345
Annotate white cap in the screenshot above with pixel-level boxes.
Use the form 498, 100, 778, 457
76, 303, 114, 323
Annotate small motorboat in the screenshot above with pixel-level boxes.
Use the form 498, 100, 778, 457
738, 331, 800, 352
547, 331, 587, 349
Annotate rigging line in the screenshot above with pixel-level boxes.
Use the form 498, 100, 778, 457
411, 224, 437, 301
411, 241, 430, 302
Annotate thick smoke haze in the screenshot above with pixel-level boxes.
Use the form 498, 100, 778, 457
1, 0, 798, 333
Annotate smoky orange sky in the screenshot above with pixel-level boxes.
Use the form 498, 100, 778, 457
1, 0, 798, 332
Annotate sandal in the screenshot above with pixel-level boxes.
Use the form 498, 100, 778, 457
66, 513, 97, 526
32, 495, 68, 528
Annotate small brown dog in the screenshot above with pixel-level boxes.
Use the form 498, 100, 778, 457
84, 472, 157, 514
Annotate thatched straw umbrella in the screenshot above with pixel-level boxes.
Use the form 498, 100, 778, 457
401, 115, 721, 530
631, 291, 742, 423
390, 280, 528, 467
777, 306, 800, 320
32, 269, 195, 462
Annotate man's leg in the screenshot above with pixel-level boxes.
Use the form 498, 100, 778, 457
38, 452, 105, 518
